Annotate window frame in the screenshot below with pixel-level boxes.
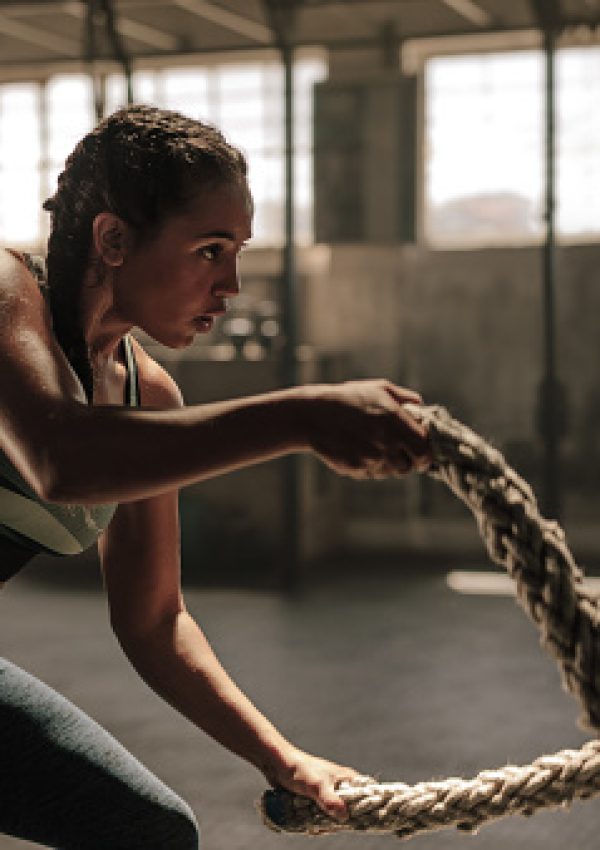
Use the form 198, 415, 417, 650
405, 29, 600, 251
0, 47, 326, 252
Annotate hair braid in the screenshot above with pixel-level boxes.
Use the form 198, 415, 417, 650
43, 104, 249, 402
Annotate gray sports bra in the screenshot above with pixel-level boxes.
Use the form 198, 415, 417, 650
0, 252, 140, 580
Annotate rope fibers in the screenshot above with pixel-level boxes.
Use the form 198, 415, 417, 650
261, 404, 600, 839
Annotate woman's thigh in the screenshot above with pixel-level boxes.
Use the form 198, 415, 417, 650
0, 657, 199, 850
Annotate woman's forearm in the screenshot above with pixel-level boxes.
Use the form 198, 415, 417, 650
16, 378, 429, 505
116, 609, 296, 780
37, 387, 310, 505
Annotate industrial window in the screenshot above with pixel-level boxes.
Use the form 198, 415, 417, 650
106, 57, 325, 245
557, 47, 600, 240
0, 54, 325, 251
46, 74, 96, 203
425, 46, 600, 247
0, 83, 42, 245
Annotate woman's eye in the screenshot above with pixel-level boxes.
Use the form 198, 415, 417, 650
198, 244, 222, 261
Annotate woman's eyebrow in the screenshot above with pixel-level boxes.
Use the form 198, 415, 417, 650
195, 230, 236, 240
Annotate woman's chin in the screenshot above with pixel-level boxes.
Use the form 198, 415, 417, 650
143, 328, 197, 349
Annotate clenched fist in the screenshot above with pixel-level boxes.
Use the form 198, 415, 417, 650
300, 379, 431, 479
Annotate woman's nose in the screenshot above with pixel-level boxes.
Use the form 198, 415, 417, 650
213, 275, 240, 299
213, 257, 241, 298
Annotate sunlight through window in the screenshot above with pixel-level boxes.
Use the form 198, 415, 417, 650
0, 84, 41, 245
0, 55, 325, 249
106, 56, 326, 246
425, 50, 544, 246
425, 45, 600, 247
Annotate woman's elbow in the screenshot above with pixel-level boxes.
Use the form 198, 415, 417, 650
3, 441, 67, 503
11, 401, 93, 503
110, 603, 186, 654
32, 452, 81, 503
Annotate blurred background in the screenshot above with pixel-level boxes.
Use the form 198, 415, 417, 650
1, 0, 600, 585
2, 2, 600, 848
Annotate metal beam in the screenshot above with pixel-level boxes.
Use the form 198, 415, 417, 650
101, 0, 133, 103
0, 11, 79, 54
540, 26, 560, 518
3, 20, 600, 71
63, 2, 178, 51
171, 0, 273, 44
440, 0, 493, 28
529, 0, 563, 519
262, 0, 302, 591
529, 0, 563, 30
106, 15, 179, 50
85, 0, 105, 120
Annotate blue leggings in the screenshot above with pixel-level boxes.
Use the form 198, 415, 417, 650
0, 658, 200, 849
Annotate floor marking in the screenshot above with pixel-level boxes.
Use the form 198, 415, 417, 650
446, 570, 600, 597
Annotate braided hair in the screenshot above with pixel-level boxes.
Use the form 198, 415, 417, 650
43, 104, 249, 402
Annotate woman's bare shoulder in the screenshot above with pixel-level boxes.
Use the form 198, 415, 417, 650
0, 247, 81, 404
129, 337, 185, 410
0, 249, 53, 352
0, 247, 46, 312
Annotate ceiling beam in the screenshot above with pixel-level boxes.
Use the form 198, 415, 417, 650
99, 15, 179, 50
0, 12, 80, 54
440, 0, 493, 28
171, 0, 274, 44
528, 0, 563, 30
62, 1, 179, 50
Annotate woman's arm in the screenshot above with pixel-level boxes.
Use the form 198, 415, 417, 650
0, 249, 429, 505
99, 370, 359, 820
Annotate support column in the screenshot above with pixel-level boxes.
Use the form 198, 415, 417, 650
263, 0, 300, 591
536, 22, 565, 519
280, 41, 301, 592
84, 0, 133, 122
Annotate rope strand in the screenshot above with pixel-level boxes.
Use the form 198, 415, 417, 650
260, 404, 600, 839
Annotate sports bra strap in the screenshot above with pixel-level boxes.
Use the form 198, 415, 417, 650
122, 334, 141, 408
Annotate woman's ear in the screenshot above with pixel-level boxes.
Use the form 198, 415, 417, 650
92, 212, 131, 267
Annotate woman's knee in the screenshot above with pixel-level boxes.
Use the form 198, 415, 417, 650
170, 802, 200, 850
143, 795, 200, 850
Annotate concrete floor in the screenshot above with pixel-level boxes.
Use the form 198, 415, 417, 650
1, 563, 600, 850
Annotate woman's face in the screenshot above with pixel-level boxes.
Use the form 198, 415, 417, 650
114, 181, 252, 348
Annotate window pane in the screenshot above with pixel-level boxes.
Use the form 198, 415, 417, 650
294, 152, 313, 244
0, 84, 41, 245
425, 51, 544, 245
294, 56, 327, 151
35, 56, 324, 250
0, 170, 41, 244
162, 69, 210, 118
557, 46, 600, 239
0, 84, 40, 165
249, 153, 284, 244
105, 71, 158, 113
47, 74, 94, 167
216, 64, 266, 98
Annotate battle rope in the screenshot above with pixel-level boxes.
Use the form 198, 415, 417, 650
260, 404, 600, 839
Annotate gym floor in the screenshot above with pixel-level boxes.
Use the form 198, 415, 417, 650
1, 561, 599, 850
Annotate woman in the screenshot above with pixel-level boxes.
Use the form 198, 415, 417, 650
0, 105, 430, 849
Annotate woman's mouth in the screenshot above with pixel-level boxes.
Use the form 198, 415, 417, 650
194, 315, 214, 331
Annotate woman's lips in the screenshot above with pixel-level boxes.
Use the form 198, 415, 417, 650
194, 307, 226, 331
194, 315, 214, 331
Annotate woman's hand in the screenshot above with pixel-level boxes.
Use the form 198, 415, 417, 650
302, 379, 431, 479
264, 745, 366, 821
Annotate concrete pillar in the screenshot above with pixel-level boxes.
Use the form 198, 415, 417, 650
314, 46, 416, 244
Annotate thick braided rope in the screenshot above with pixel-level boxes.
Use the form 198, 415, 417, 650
261, 404, 600, 839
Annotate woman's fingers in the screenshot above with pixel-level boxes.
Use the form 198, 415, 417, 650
384, 382, 423, 407
393, 407, 432, 468
270, 750, 363, 823
317, 783, 350, 821
370, 403, 431, 472
308, 379, 433, 478
313, 769, 363, 821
